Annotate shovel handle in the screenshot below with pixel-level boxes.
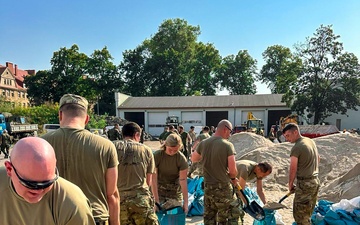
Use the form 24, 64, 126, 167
278, 187, 296, 203
234, 184, 249, 206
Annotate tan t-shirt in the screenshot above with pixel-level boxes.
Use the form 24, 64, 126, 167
290, 136, 319, 178
153, 150, 188, 185
0, 168, 95, 225
42, 128, 118, 221
196, 136, 236, 184
114, 140, 155, 191
236, 160, 257, 181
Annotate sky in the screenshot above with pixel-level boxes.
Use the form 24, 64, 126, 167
2, 0, 360, 94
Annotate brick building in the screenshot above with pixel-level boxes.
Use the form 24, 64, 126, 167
0, 62, 35, 107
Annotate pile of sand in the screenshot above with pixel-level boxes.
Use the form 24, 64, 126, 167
230, 132, 360, 202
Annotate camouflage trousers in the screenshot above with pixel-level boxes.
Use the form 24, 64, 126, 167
120, 189, 159, 225
204, 183, 243, 225
158, 183, 183, 209
293, 177, 320, 225
188, 161, 204, 177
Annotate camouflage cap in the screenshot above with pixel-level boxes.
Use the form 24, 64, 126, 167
59, 94, 88, 109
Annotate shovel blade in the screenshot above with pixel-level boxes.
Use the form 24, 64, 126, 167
244, 201, 265, 221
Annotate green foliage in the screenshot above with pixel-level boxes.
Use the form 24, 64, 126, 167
259, 45, 303, 94
216, 50, 257, 95
283, 25, 360, 124
120, 18, 222, 96
25, 45, 119, 116
87, 112, 108, 129
0, 103, 59, 126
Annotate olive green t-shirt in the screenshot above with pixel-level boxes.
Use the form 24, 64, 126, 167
42, 128, 118, 221
0, 168, 95, 225
113, 140, 155, 191
290, 136, 319, 178
236, 160, 257, 181
196, 136, 236, 184
197, 133, 211, 142
153, 150, 188, 185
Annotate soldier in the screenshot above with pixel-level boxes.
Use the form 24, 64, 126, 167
1, 137, 95, 225
283, 123, 320, 225
42, 94, 120, 225
152, 133, 189, 214
188, 126, 211, 178
191, 120, 241, 224
158, 126, 169, 144
188, 126, 197, 150
178, 125, 191, 160
108, 123, 122, 141
1, 129, 11, 158
113, 122, 159, 225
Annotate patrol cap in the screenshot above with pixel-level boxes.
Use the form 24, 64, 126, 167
59, 94, 88, 109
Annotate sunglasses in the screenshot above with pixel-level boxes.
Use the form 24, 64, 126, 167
225, 125, 232, 132
10, 161, 59, 190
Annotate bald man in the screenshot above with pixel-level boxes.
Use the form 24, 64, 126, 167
191, 119, 241, 224
0, 137, 95, 225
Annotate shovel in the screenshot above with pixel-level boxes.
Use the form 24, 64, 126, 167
234, 184, 265, 221
263, 188, 295, 210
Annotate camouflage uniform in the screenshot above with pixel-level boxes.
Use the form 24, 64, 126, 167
108, 128, 122, 141
290, 136, 320, 225
114, 139, 158, 225
293, 177, 320, 225
120, 189, 159, 225
197, 136, 242, 224
158, 183, 182, 209
1, 132, 11, 158
204, 183, 243, 225
188, 133, 211, 177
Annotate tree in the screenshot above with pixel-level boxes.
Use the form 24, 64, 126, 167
88, 47, 121, 115
24, 70, 55, 105
120, 18, 221, 96
258, 45, 303, 94
283, 25, 360, 124
216, 50, 257, 95
186, 42, 221, 96
25, 45, 120, 115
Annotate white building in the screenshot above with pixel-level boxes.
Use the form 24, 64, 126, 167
115, 93, 292, 136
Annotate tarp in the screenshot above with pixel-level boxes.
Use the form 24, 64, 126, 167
300, 125, 339, 138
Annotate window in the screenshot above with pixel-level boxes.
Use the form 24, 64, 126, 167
18, 92, 20, 97
11, 91, 14, 97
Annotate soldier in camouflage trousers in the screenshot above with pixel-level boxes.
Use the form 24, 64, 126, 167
204, 183, 244, 224
114, 122, 158, 225
283, 123, 320, 225
192, 120, 241, 224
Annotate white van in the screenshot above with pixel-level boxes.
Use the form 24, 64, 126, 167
43, 124, 60, 133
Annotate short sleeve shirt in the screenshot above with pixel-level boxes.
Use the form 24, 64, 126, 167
153, 150, 188, 185
114, 140, 155, 191
290, 136, 319, 178
236, 160, 257, 181
42, 128, 118, 221
196, 136, 236, 184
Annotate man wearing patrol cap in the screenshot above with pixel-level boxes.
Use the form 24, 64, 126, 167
42, 93, 120, 225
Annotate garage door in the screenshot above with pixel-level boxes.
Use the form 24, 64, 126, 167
181, 111, 203, 131
148, 112, 168, 136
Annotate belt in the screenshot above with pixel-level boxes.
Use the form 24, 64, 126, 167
204, 182, 230, 189
297, 175, 318, 180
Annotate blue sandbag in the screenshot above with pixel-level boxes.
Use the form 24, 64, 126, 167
157, 206, 186, 225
